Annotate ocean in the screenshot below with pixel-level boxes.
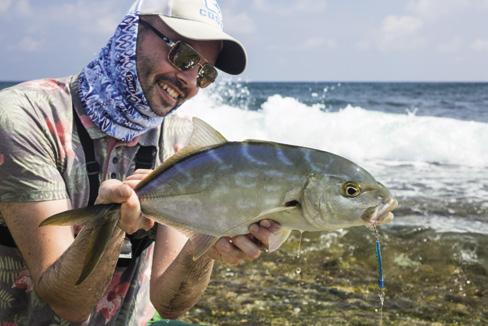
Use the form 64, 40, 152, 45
182, 81, 488, 233
1, 80, 487, 325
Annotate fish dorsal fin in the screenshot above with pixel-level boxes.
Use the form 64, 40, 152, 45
190, 117, 227, 147
136, 117, 227, 191
190, 233, 219, 260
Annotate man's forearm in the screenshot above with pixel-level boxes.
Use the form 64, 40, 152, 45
36, 225, 125, 322
150, 241, 214, 319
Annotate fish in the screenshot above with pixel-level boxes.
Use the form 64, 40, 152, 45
40, 116, 398, 284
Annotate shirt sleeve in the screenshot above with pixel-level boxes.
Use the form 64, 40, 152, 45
0, 89, 69, 202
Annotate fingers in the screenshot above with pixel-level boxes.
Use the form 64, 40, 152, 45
231, 235, 261, 260
95, 179, 133, 205
259, 219, 281, 232
207, 238, 249, 266
95, 179, 150, 235
248, 219, 281, 249
208, 220, 282, 266
141, 214, 156, 231
125, 169, 153, 181
209, 236, 261, 266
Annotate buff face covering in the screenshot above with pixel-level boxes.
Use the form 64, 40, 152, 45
78, 14, 163, 142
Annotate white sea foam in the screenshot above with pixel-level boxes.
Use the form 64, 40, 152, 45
391, 215, 488, 235
174, 87, 488, 228
176, 90, 488, 167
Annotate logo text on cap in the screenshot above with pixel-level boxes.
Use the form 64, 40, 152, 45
200, 0, 223, 28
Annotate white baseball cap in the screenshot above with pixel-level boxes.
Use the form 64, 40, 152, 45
131, 0, 247, 75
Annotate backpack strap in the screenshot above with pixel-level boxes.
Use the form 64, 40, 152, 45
73, 111, 100, 206
134, 145, 157, 170
127, 145, 158, 259
0, 108, 101, 248
74, 110, 158, 263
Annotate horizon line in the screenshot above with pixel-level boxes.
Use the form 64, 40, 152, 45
1, 79, 488, 84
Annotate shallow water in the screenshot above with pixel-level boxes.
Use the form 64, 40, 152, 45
181, 223, 487, 325
177, 156, 488, 325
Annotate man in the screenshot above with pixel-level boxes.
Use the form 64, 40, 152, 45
0, 0, 280, 324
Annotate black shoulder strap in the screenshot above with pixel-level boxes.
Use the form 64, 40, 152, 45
128, 145, 158, 259
74, 109, 158, 261
73, 111, 100, 206
134, 145, 157, 170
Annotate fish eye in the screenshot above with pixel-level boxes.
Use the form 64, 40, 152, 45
342, 182, 361, 197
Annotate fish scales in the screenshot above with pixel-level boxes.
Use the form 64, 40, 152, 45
40, 117, 397, 285
138, 141, 375, 236
139, 142, 313, 235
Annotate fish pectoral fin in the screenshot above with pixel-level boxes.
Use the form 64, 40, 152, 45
255, 206, 302, 222
77, 211, 119, 285
190, 233, 219, 261
267, 227, 292, 253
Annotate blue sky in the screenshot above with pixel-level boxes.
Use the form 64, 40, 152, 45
1, 0, 488, 81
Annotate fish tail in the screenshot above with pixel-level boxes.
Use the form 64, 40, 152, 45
39, 204, 120, 227
40, 204, 121, 285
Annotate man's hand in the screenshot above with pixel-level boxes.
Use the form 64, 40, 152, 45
206, 220, 281, 265
95, 169, 155, 234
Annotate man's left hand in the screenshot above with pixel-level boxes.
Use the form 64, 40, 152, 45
206, 220, 281, 265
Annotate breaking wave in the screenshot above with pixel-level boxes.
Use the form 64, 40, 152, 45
176, 90, 488, 167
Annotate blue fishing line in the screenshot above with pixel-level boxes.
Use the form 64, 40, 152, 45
375, 239, 384, 289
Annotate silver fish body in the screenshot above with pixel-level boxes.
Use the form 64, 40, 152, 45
41, 117, 397, 284
138, 140, 389, 235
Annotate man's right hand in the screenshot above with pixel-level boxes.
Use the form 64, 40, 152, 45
96, 175, 154, 234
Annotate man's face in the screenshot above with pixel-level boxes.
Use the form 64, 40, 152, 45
136, 16, 222, 116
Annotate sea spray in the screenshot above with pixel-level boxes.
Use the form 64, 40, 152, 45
295, 231, 304, 276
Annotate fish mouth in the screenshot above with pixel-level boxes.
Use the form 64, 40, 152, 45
362, 198, 398, 225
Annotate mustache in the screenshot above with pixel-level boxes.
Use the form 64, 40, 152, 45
154, 75, 188, 100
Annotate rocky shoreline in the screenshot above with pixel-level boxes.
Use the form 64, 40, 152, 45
180, 224, 488, 325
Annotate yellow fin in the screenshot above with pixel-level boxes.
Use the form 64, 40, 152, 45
77, 214, 119, 285
267, 228, 292, 252
40, 204, 121, 285
255, 206, 301, 221
190, 117, 227, 148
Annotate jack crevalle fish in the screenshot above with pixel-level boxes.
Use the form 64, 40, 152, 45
41, 117, 398, 284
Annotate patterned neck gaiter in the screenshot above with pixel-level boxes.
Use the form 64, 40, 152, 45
78, 14, 163, 142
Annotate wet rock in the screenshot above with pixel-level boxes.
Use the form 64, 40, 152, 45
180, 226, 488, 325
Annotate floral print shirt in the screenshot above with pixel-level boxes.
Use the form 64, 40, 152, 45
0, 77, 166, 325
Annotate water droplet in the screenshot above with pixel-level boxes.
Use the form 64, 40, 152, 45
297, 231, 303, 259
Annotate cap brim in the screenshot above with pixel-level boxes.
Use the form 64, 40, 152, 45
159, 16, 246, 75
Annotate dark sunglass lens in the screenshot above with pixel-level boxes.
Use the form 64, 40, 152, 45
197, 64, 218, 88
169, 42, 200, 70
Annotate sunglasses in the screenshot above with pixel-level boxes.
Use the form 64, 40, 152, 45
139, 20, 218, 88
